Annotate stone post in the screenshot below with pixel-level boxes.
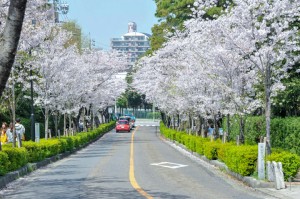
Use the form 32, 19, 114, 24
272, 161, 285, 189
267, 161, 275, 182
258, 143, 266, 180
278, 162, 285, 189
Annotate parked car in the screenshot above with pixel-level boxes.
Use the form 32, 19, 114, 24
125, 114, 136, 127
116, 120, 131, 133
119, 116, 133, 129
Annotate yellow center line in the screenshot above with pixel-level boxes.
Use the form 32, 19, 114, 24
129, 126, 153, 199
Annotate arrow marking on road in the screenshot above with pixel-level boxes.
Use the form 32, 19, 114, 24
151, 162, 188, 169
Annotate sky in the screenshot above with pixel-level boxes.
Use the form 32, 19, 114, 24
64, 0, 158, 50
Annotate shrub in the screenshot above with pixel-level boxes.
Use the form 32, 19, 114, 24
218, 142, 236, 162
223, 145, 258, 176
2, 146, 28, 171
38, 139, 61, 158
187, 136, 197, 152
195, 137, 210, 155
267, 151, 300, 180
0, 121, 115, 177
203, 140, 222, 160
0, 151, 10, 176
57, 138, 68, 153
59, 137, 74, 152
222, 116, 300, 155
23, 141, 46, 162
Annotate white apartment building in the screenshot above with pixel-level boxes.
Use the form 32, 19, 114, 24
111, 22, 151, 68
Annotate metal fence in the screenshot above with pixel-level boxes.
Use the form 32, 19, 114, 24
118, 108, 161, 119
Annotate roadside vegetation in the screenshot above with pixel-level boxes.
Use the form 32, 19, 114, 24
0, 121, 115, 176
134, 0, 300, 181
160, 122, 300, 180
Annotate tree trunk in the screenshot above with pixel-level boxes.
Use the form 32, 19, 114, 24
214, 114, 219, 139
45, 107, 49, 140
83, 107, 86, 132
68, 114, 72, 135
91, 109, 94, 130
265, 64, 272, 154
160, 112, 166, 125
239, 115, 245, 144
0, 0, 28, 97
72, 117, 78, 134
198, 115, 202, 136
63, 113, 66, 136
52, 111, 58, 138
94, 115, 100, 127
227, 114, 230, 141
172, 115, 175, 129
167, 116, 171, 128
204, 118, 208, 137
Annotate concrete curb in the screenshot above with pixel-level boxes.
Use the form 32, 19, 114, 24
0, 129, 111, 190
161, 135, 275, 189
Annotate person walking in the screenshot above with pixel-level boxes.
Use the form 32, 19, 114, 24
79, 120, 84, 132
1, 122, 8, 144
6, 122, 14, 143
208, 124, 214, 137
15, 118, 25, 141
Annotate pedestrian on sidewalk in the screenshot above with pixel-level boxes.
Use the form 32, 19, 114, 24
208, 124, 214, 137
1, 122, 8, 144
15, 118, 25, 141
6, 122, 14, 143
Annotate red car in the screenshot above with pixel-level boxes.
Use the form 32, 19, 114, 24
116, 120, 131, 133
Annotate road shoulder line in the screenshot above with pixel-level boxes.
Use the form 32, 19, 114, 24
129, 126, 153, 199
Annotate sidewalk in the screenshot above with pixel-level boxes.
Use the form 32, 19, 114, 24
257, 183, 300, 199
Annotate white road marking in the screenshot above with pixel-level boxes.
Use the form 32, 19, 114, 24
151, 162, 188, 169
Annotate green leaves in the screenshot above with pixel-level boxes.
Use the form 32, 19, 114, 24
0, 152, 9, 176
0, 121, 115, 176
149, 0, 195, 53
160, 122, 300, 178
222, 116, 300, 155
267, 151, 300, 180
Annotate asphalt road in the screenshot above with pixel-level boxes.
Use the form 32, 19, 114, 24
0, 121, 268, 199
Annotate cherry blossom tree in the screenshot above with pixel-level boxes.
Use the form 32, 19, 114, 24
0, 0, 28, 97
203, 0, 300, 148
134, 0, 300, 147
30, 37, 128, 137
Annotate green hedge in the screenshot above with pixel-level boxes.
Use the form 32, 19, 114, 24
23, 141, 47, 162
160, 122, 300, 179
195, 137, 210, 155
267, 151, 300, 180
0, 152, 10, 175
2, 146, 29, 171
223, 145, 258, 176
222, 116, 300, 155
203, 140, 222, 160
0, 121, 115, 176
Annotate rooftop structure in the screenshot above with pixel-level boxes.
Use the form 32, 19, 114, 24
111, 22, 151, 69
